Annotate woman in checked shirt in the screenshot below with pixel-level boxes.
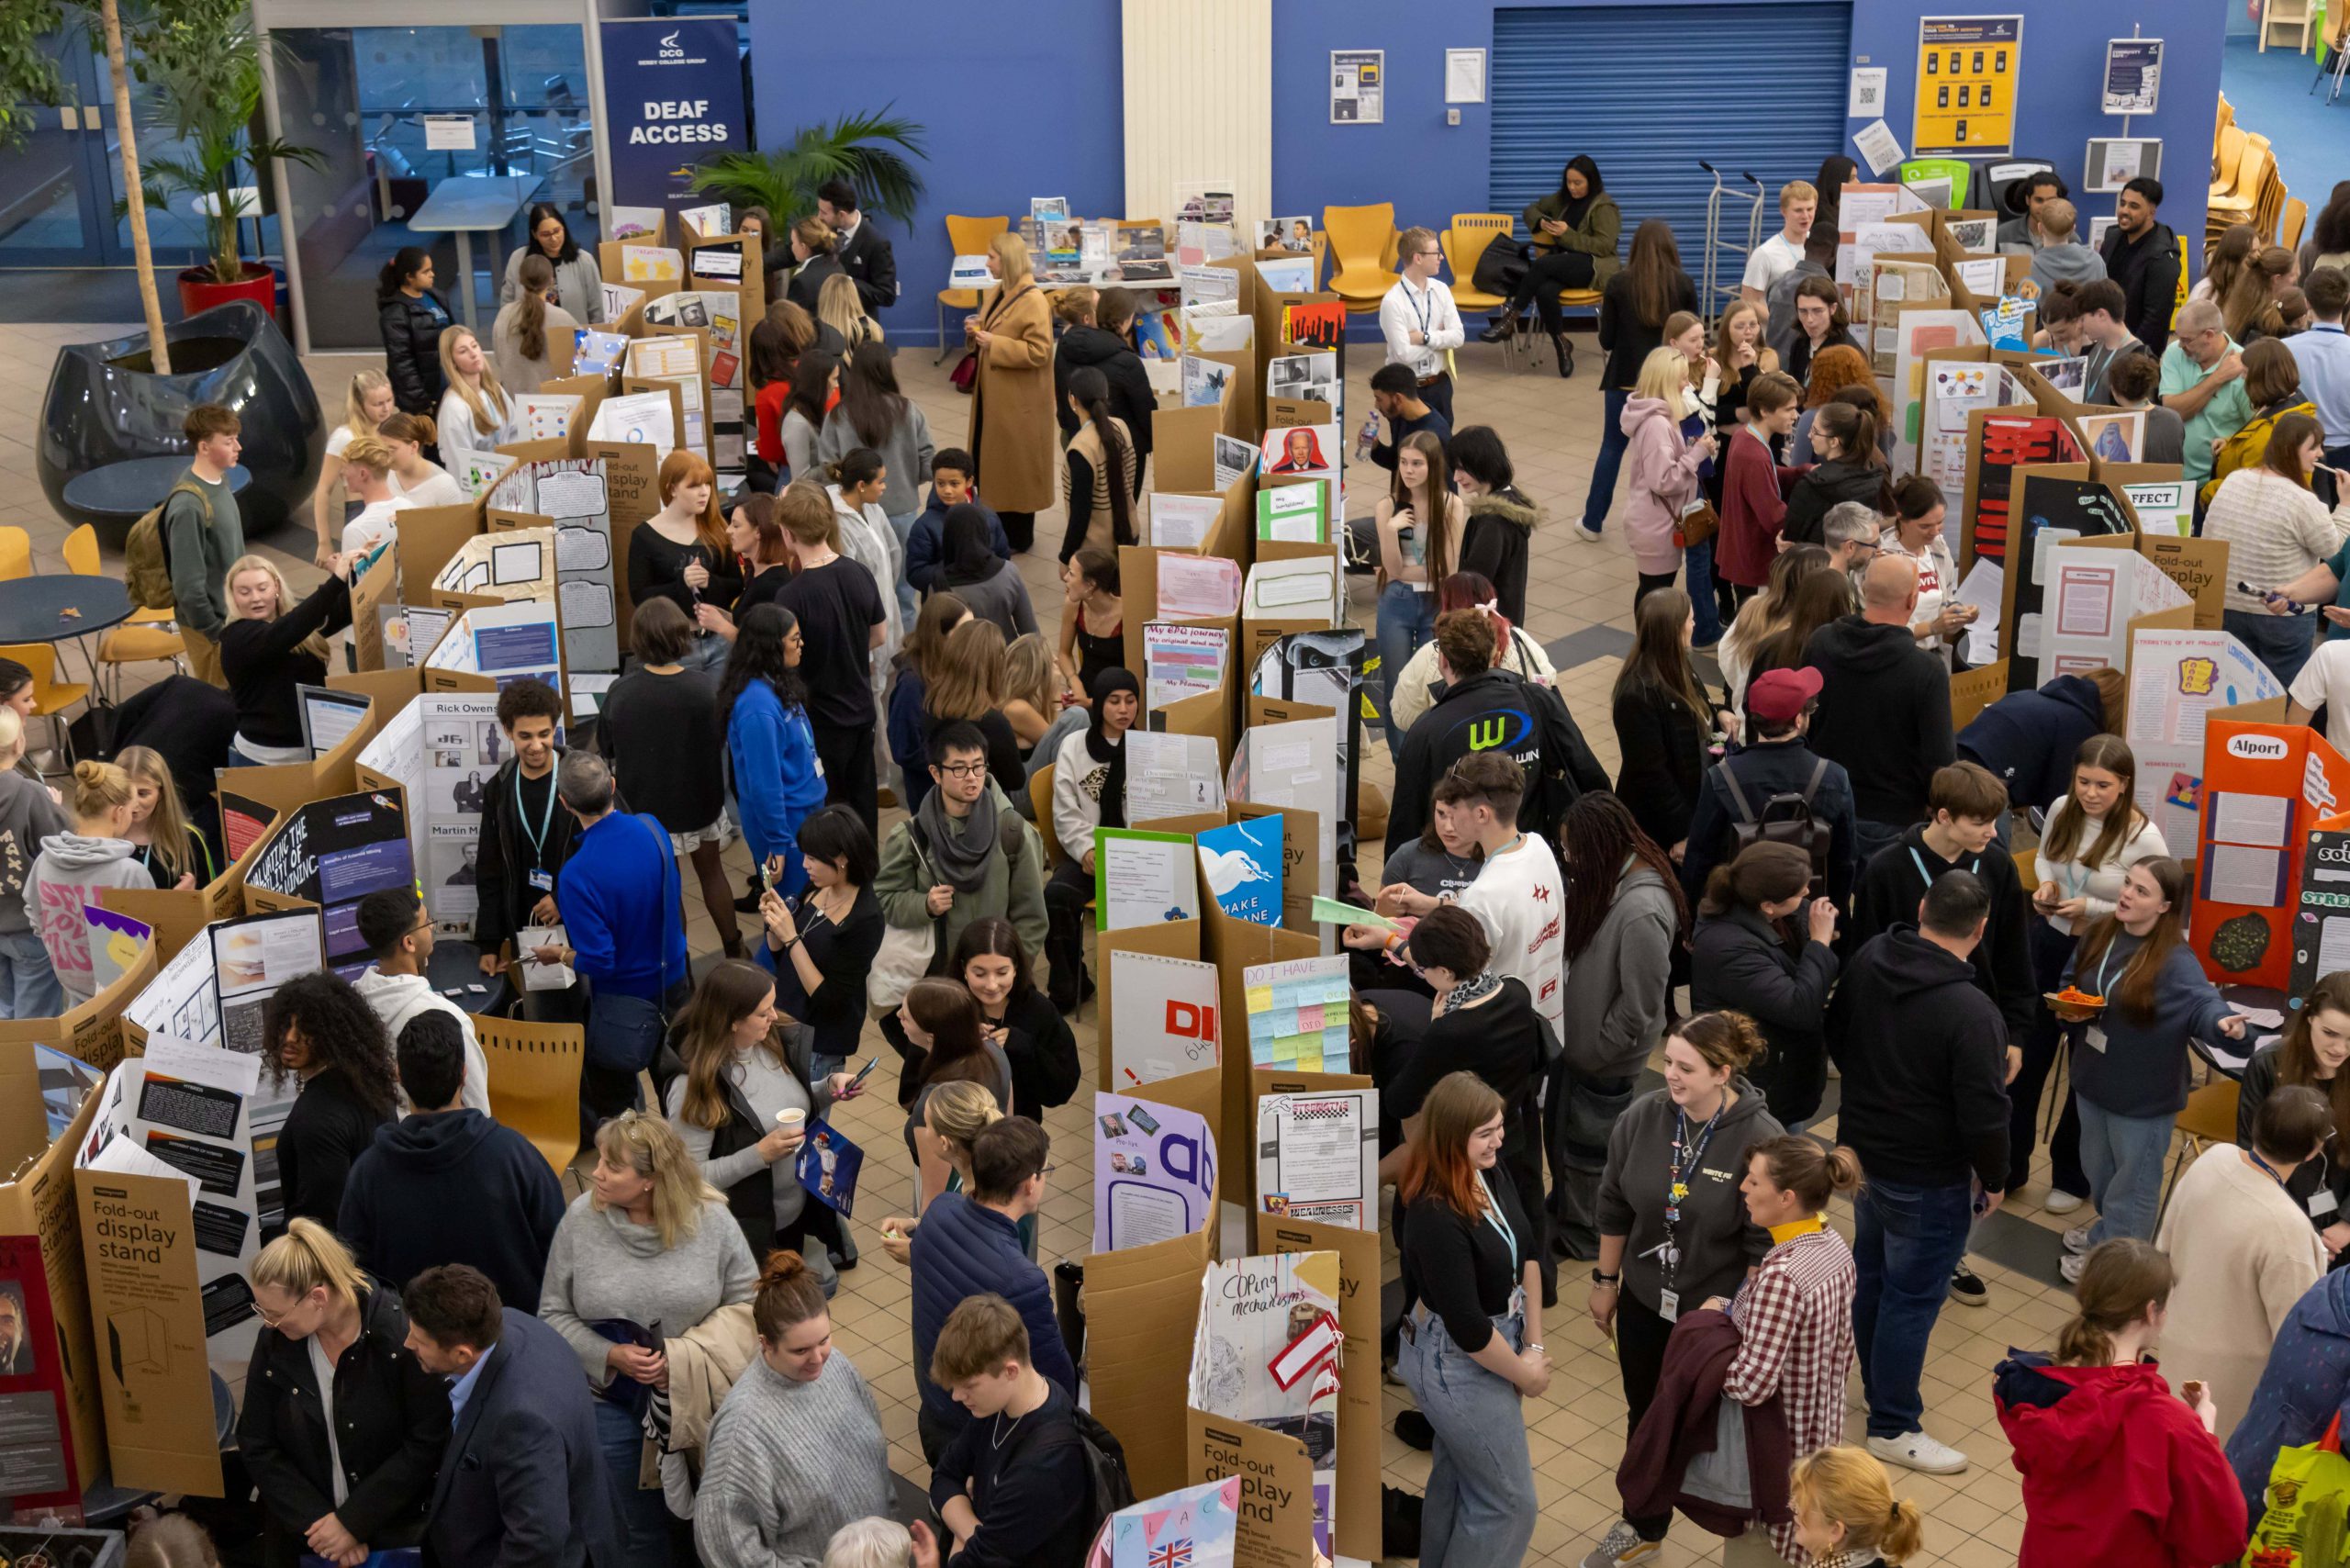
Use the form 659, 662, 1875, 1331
1705, 1135, 1862, 1566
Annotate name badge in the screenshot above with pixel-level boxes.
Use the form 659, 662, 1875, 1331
529, 869, 554, 892
1658, 1289, 1680, 1323
2314, 1189, 2341, 1220
2085, 1025, 2109, 1054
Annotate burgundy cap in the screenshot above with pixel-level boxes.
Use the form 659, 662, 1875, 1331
1748, 666, 1825, 722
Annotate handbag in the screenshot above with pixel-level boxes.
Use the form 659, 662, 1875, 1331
1673, 496, 1720, 549
2244, 1412, 2350, 1566
868, 823, 942, 1010
948, 349, 979, 393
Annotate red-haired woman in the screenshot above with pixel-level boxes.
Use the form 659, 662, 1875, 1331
631, 449, 742, 671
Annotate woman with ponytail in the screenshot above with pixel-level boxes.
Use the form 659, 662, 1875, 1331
379, 411, 462, 506
1780, 392, 1887, 548
239, 1219, 448, 1568
26, 760, 148, 1001
1785, 1447, 1923, 1567
1059, 364, 1138, 563
489, 252, 578, 393
1708, 1137, 1860, 1564
694, 1251, 890, 1568
1994, 1238, 2248, 1568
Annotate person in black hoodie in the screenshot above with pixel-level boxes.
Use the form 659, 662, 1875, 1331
1955, 667, 2123, 842
1690, 840, 1841, 1127
2098, 176, 2183, 355
1052, 286, 1155, 477
1450, 425, 1540, 624
1386, 608, 1602, 853
1779, 399, 1886, 546
338, 1011, 565, 1310
375, 246, 453, 417
1803, 554, 1956, 866
1680, 667, 1859, 906
1826, 869, 2012, 1476
471, 678, 583, 1013
922, 1294, 1096, 1568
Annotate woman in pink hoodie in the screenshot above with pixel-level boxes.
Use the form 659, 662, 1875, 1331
1619, 345, 1717, 616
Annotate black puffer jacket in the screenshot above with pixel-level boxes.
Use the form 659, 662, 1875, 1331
377, 291, 452, 414
1053, 324, 1156, 463
1779, 457, 1886, 547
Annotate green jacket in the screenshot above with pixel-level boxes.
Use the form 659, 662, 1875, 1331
1522, 190, 1623, 288
162, 470, 244, 637
872, 781, 1049, 984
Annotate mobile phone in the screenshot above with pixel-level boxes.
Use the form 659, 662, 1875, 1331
848, 1054, 880, 1088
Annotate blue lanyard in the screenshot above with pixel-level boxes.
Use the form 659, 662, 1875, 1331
1405, 279, 1435, 339
515, 766, 557, 865
1476, 1170, 1517, 1258
1666, 1104, 1724, 1222
2250, 1148, 2292, 1188
2091, 936, 2132, 999
1909, 846, 1979, 892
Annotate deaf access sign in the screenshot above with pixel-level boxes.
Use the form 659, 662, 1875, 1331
600, 19, 747, 210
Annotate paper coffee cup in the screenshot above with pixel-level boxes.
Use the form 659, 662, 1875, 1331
776, 1109, 804, 1130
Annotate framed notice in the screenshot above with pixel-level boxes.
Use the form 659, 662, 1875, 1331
1331, 50, 1383, 124
2103, 38, 2163, 116
2086, 139, 2163, 194
1914, 16, 2022, 158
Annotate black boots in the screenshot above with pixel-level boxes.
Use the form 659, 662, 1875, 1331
1046, 900, 1088, 1013
1551, 331, 1574, 378
1477, 313, 1520, 343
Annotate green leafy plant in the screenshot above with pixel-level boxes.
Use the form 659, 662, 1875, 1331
688, 108, 927, 228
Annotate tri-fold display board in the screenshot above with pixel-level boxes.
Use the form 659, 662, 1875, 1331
2192, 718, 2350, 991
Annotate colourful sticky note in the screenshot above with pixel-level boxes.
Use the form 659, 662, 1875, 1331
1297, 1002, 1325, 1032
1271, 1032, 1305, 1064
1247, 985, 1274, 1013
1297, 1042, 1324, 1072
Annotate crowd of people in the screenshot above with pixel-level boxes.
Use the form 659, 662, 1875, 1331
64, 166, 2350, 1568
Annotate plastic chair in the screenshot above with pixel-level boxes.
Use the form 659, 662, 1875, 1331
935, 214, 1010, 364
66, 525, 184, 699
0, 643, 89, 766
2156, 1077, 2240, 1223
2210, 148, 2273, 219
0, 529, 28, 584
1443, 214, 1513, 315
477, 1012, 587, 1177
1324, 202, 1399, 313
1030, 765, 1063, 866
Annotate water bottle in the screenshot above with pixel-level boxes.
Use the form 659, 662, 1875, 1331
1355, 413, 1380, 462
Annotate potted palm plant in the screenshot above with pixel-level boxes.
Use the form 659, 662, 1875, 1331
128, 5, 321, 319
688, 108, 927, 227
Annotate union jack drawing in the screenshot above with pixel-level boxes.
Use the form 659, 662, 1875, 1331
1149, 1538, 1192, 1568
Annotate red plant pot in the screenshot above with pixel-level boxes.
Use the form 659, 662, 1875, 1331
177, 264, 277, 319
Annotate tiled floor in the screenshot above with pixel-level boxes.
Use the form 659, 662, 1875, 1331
6, 319, 2101, 1565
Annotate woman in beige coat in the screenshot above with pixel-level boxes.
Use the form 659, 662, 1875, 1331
2154, 1083, 2332, 1439
964, 231, 1056, 552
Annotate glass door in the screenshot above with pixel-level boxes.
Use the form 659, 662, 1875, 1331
0, 27, 208, 270
269, 22, 599, 352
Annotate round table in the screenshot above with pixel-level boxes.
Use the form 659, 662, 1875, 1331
62, 459, 252, 547
0, 574, 132, 646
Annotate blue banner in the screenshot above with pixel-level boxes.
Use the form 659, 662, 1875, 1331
599, 19, 746, 211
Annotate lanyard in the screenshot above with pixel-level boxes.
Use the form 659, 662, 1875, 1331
1909, 846, 1978, 894
2090, 935, 2133, 1000
1405, 280, 1436, 341
2250, 1148, 2292, 1189
1476, 1170, 1517, 1259
1662, 1103, 1724, 1282
515, 767, 558, 865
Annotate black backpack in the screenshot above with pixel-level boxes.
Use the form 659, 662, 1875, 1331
1719, 756, 1833, 895
1070, 1406, 1138, 1523
1520, 672, 1611, 842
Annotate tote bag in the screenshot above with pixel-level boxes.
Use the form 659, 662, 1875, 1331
868, 823, 940, 1011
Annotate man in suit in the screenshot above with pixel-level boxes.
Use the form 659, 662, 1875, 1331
816, 177, 899, 314
403, 1264, 621, 1568
0, 1284, 32, 1375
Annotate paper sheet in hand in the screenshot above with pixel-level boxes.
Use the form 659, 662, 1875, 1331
1093, 1091, 1217, 1252
1953, 558, 2003, 664
1157, 554, 1242, 620
1095, 828, 1199, 930
1125, 732, 1225, 822
1258, 1090, 1378, 1230
1310, 895, 1393, 932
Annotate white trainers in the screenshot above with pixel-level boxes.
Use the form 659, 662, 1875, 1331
1868, 1429, 1969, 1474
2060, 1250, 2089, 1284
2062, 1223, 2096, 1254
1572, 521, 1603, 544
2042, 1188, 2086, 1214
1579, 1522, 1662, 1568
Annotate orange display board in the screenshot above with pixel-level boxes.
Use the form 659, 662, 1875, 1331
2191, 717, 2350, 989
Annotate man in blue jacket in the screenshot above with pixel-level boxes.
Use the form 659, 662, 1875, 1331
907, 1116, 1076, 1464
1681, 667, 1858, 905
906, 449, 1010, 595
405, 1263, 622, 1568
539, 749, 688, 1131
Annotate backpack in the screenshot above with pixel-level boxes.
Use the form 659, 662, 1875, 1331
1520, 672, 1610, 842
126, 481, 206, 611
1069, 1406, 1138, 1522
1720, 756, 1832, 895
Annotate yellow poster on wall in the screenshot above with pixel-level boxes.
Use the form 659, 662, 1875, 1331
1915, 16, 2023, 158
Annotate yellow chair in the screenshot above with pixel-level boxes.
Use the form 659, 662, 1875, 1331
0, 529, 28, 584
2285, 196, 2311, 254
477, 1012, 587, 1177
0, 643, 89, 765
1443, 214, 1514, 315
65, 525, 183, 699
2157, 1077, 2241, 1223
935, 213, 1010, 364
1030, 766, 1063, 866
1324, 202, 1399, 313
2211, 125, 2249, 198
2210, 147, 2274, 221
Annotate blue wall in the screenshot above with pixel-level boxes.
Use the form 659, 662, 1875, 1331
745, 0, 2229, 343
746, 0, 1125, 341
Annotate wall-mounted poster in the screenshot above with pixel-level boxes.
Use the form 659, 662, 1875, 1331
1914, 16, 2022, 159
2103, 38, 2163, 116
1329, 50, 1383, 124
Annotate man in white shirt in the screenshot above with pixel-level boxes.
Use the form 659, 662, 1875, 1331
2288, 636, 2350, 756
1379, 226, 1465, 426
1358, 751, 1567, 1036
1740, 180, 1817, 304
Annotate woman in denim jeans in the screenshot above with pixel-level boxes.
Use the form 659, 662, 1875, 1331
1375, 431, 1464, 760
1397, 1070, 1550, 1568
2055, 857, 2249, 1282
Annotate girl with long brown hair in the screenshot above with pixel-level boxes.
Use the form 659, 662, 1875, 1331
2239, 969, 2350, 1256
1751, 566, 1856, 680
817, 344, 932, 624
2221, 242, 2297, 343
1583, 218, 1698, 542
895, 976, 1013, 1155
1395, 1070, 1549, 1568
2017, 734, 2166, 1204
922, 617, 1025, 802
887, 592, 970, 814
1374, 429, 1466, 759
1609, 586, 1718, 857
1717, 542, 1831, 713
1691, 840, 1841, 1126
632, 448, 742, 671
489, 251, 578, 393
2056, 858, 2250, 1269
2207, 409, 2344, 686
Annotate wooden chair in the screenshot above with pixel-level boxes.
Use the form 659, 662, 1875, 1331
1030, 766, 1063, 865
0, 528, 29, 584
2285, 196, 2311, 254
1443, 214, 1513, 318
477, 1012, 587, 1177
934, 213, 1010, 364
2211, 125, 2248, 198
1324, 202, 1399, 313
2210, 147, 2274, 223
66, 525, 183, 699
2157, 1077, 2241, 1224
0, 643, 88, 766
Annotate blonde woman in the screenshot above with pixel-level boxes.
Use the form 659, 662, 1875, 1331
1785, 1448, 1924, 1566
1621, 344, 1718, 605
0, 709, 66, 1017
25, 760, 145, 1002
314, 370, 396, 566
489, 252, 578, 394
219, 552, 354, 767
784, 217, 845, 315
336, 434, 412, 561
541, 1109, 758, 1564
964, 231, 1057, 550
237, 1219, 448, 1568
877, 1079, 1003, 1263
378, 412, 463, 507
817, 271, 882, 349
1002, 633, 1067, 757
119, 745, 212, 889
433, 325, 511, 460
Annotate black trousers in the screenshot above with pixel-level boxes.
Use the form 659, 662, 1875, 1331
2011, 917, 2089, 1194
1635, 570, 1679, 606
1616, 1292, 1678, 1540
1044, 858, 1093, 1006
1507, 250, 1596, 332
999, 510, 1036, 553
812, 722, 878, 838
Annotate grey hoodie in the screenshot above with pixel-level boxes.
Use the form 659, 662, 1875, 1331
0, 774, 70, 938
1595, 1076, 1782, 1315
352, 967, 489, 1113
2029, 240, 2108, 302
1561, 860, 1679, 1079
26, 832, 149, 999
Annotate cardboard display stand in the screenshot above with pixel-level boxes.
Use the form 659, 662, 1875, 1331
1257, 1213, 1381, 1563
0, 935, 156, 1074
0, 1051, 108, 1514
1185, 1406, 1315, 1568
2190, 717, 2350, 989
